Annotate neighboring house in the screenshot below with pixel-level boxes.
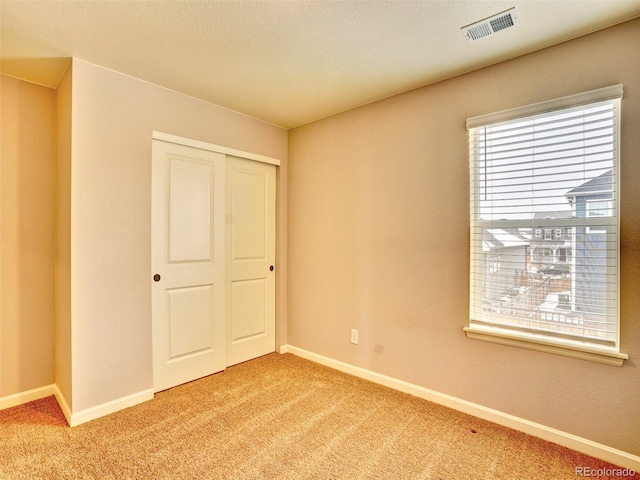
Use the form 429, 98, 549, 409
529, 211, 573, 275
483, 228, 529, 302
565, 169, 614, 218
565, 169, 614, 317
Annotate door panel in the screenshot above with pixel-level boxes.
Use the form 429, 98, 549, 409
226, 157, 276, 366
168, 159, 213, 262
168, 285, 214, 358
231, 170, 267, 259
231, 279, 267, 342
152, 140, 226, 392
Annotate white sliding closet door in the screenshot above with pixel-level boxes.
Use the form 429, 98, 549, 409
226, 156, 276, 366
151, 135, 277, 391
151, 140, 226, 392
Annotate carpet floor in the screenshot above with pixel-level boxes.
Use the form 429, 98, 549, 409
0, 353, 635, 479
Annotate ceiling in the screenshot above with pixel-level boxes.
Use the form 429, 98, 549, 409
1, 1, 639, 129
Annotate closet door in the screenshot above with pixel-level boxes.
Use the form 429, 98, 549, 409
226, 156, 276, 366
151, 140, 226, 392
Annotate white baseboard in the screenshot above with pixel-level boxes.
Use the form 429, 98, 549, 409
53, 384, 72, 425
280, 344, 640, 472
66, 388, 155, 427
0, 384, 55, 411
2, 383, 154, 427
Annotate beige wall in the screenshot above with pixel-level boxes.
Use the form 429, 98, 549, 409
55, 64, 73, 407
68, 59, 288, 411
288, 18, 640, 456
1, 75, 56, 396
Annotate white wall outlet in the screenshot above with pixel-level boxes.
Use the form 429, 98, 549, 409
351, 329, 359, 345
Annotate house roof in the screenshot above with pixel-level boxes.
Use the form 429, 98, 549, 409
484, 229, 529, 252
533, 211, 573, 220
565, 169, 613, 197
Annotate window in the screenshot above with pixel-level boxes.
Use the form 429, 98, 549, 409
586, 199, 612, 218
465, 85, 627, 366
565, 227, 574, 239
488, 254, 501, 274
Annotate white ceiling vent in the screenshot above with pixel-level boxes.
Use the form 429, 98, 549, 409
462, 7, 519, 42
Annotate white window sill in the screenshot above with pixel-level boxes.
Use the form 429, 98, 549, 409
463, 325, 628, 366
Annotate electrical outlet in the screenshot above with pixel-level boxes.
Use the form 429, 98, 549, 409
351, 329, 359, 345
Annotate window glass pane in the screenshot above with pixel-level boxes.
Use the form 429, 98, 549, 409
474, 225, 615, 342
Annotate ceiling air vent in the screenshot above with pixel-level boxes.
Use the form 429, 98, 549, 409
462, 7, 519, 42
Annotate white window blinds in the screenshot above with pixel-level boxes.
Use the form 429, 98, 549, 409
467, 85, 622, 347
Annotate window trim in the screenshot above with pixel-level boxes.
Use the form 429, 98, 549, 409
466, 84, 623, 129
465, 85, 627, 365
463, 324, 628, 366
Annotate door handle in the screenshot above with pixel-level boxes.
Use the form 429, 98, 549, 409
153, 274, 161, 282
269, 265, 274, 272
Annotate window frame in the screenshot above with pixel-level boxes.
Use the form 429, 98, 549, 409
464, 85, 628, 366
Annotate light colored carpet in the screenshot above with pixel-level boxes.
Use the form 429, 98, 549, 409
0, 353, 634, 479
